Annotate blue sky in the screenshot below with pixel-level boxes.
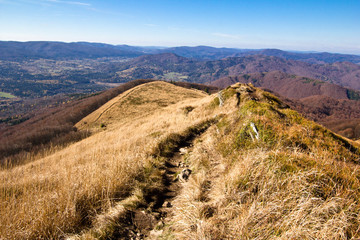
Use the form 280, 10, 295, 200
0, 0, 359, 54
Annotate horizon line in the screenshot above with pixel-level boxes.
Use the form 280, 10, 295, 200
0, 39, 359, 56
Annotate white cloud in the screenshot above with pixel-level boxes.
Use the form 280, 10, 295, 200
45, 0, 91, 6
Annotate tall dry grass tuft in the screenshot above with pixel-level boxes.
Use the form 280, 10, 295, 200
0, 134, 146, 239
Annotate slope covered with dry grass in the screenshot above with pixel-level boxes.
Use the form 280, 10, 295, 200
76, 81, 207, 131
0, 81, 210, 239
1, 81, 360, 239
0, 79, 156, 167
163, 85, 360, 239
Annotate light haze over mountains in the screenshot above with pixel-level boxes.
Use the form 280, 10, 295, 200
0, 0, 359, 54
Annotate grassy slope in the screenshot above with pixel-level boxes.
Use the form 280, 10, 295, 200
1, 82, 360, 239
0, 81, 209, 239
0, 79, 218, 168
0, 92, 16, 98
0, 79, 156, 167
76, 81, 207, 131
162, 85, 360, 239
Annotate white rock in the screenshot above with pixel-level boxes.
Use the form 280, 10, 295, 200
179, 148, 188, 155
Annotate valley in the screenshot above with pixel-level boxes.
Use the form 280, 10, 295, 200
2, 43, 360, 135
2, 0, 360, 238
1, 41, 360, 239
1, 42, 360, 101
1, 43, 360, 149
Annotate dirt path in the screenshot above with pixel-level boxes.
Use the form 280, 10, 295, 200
121, 148, 192, 240
102, 120, 218, 239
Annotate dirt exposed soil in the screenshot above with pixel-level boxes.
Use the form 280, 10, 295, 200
119, 147, 194, 239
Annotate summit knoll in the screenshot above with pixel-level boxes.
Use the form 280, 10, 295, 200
210, 71, 360, 140
1, 82, 360, 239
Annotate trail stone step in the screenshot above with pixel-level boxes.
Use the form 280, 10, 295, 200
162, 201, 172, 208
179, 168, 192, 181
179, 147, 189, 155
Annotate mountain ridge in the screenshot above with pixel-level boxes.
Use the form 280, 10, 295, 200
210, 71, 360, 139
121, 53, 360, 90
0, 41, 143, 60
1, 81, 359, 239
1, 41, 359, 63
234, 48, 360, 64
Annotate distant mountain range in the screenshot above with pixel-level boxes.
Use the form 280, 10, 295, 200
1, 41, 360, 140
155, 46, 251, 60
1, 38, 360, 173
233, 48, 360, 64
1, 41, 360, 64
0, 41, 143, 60
1, 48, 360, 100
119, 53, 360, 91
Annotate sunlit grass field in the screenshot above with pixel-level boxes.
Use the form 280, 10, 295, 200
1, 82, 360, 239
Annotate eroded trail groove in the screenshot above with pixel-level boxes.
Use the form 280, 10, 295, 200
129, 152, 189, 239
125, 145, 197, 238
116, 119, 217, 239
65, 119, 217, 240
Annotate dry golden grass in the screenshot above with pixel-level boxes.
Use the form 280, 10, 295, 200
76, 81, 207, 132
162, 85, 360, 240
353, 139, 360, 147
0, 81, 215, 239
1, 82, 360, 239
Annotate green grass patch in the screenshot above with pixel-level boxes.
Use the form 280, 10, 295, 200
262, 92, 289, 109
281, 109, 304, 125
240, 100, 273, 117
302, 77, 324, 86
234, 119, 277, 150
163, 72, 189, 81
0, 92, 16, 98
208, 97, 220, 109
222, 87, 237, 100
